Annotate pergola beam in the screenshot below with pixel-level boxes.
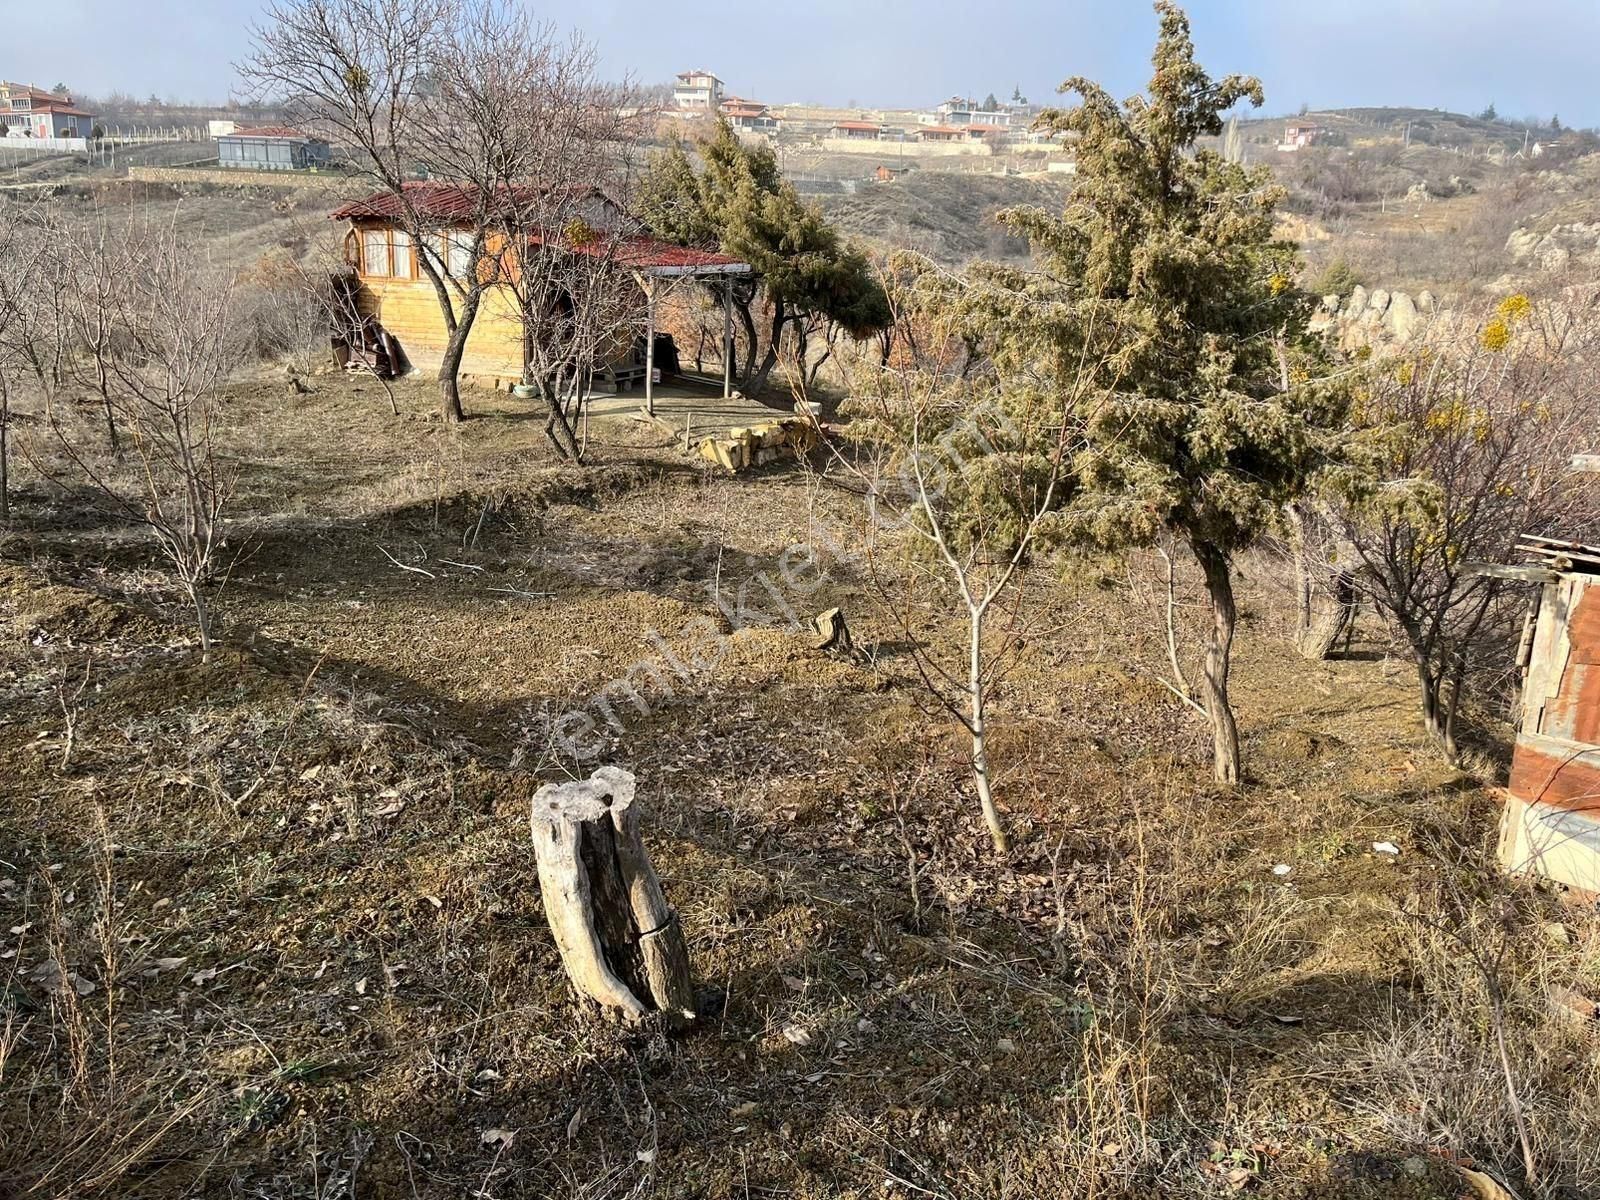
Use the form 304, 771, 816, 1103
628, 261, 752, 412
644, 277, 655, 415
723, 281, 733, 398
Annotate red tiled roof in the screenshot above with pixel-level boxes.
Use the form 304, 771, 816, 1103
332, 184, 748, 275
527, 229, 747, 273
35, 103, 94, 118
1, 82, 60, 102
227, 125, 318, 140
329, 181, 604, 222
917, 125, 964, 137
610, 238, 746, 272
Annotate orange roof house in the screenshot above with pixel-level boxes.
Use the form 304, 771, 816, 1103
0, 81, 95, 138
328, 183, 750, 401
831, 120, 883, 140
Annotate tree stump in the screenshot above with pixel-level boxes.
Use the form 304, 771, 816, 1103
529, 767, 695, 1025
813, 607, 854, 656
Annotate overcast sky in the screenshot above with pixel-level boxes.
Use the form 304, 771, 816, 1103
9, 0, 1599, 127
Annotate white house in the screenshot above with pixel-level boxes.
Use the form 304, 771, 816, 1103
720, 96, 779, 134
673, 70, 723, 113
0, 81, 95, 138
1277, 121, 1322, 152
920, 96, 1015, 130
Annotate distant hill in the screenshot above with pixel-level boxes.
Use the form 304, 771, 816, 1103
1230, 106, 1587, 156
817, 171, 1071, 265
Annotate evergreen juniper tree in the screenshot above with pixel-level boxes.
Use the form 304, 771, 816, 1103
992, 1, 1345, 783
638, 120, 889, 394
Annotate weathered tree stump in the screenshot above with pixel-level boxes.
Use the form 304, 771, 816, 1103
813, 607, 854, 656
529, 767, 695, 1025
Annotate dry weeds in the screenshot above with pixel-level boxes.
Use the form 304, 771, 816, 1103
1, 369, 1596, 1199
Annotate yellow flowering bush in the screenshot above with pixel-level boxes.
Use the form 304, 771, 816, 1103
1480, 318, 1512, 352
1496, 293, 1532, 324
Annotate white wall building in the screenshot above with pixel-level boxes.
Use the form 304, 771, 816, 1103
674, 70, 724, 112
920, 96, 1015, 129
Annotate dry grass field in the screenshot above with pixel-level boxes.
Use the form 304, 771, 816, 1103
2, 369, 1598, 1199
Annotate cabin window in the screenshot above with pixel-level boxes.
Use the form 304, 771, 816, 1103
445, 231, 475, 280
361, 229, 389, 276
393, 231, 415, 279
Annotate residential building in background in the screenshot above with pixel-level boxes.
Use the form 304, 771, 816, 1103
720, 96, 779, 134
0, 81, 95, 138
1278, 121, 1322, 152
217, 126, 332, 170
673, 70, 723, 113
921, 95, 1015, 129
831, 120, 885, 141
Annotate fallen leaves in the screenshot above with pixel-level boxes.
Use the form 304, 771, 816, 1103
480, 1127, 516, 1151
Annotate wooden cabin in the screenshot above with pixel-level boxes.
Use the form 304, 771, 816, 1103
329, 182, 751, 394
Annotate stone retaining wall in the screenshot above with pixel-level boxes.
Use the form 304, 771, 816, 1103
126, 165, 350, 188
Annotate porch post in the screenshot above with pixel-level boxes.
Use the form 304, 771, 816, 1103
723, 276, 734, 399
645, 277, 656, 416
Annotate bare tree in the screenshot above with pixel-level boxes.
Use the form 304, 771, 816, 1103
835, 279, 1100, 853
239, 0, 487, 423
30, 219, 241, 661
0, 202, 38, 521
424, 11, 647, 461
2, 206, 75, 430
1324, 297, 1600, 758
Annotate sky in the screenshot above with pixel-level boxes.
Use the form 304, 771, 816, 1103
8, 0, 1600, 128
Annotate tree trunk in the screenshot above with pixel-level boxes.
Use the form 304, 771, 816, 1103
970, 606, 1008, 853
530, 767, 695, 1025
188, 580, 212, 665
1193, 540, 1241, 785
1285, 502, 1313, 641
438, 288, 486, 428
1416, 658, 1451, 756
0, 378, 9, 523
419, 248, 477, 424
96, 359, 121, 457
747, 298, 788, 397
538, 377, 583, 463
1298, 570, 1357, 661
735, 293, 758, 385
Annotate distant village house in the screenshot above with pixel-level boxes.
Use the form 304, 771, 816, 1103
1277, 121, 1322, 152
673, 70, 723, 113
719, 96, 779, 133
217, 126, 331, 171
831, 120, 884, 141
0, 81, 95, 138
919, 95, 1018, 130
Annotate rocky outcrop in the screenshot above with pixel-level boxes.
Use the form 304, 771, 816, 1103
1309, 285, 1438, 350
1506, 222, 1600, 274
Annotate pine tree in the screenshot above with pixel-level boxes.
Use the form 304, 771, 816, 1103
638, 120, 889, 394
989, 1, 1345, 784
